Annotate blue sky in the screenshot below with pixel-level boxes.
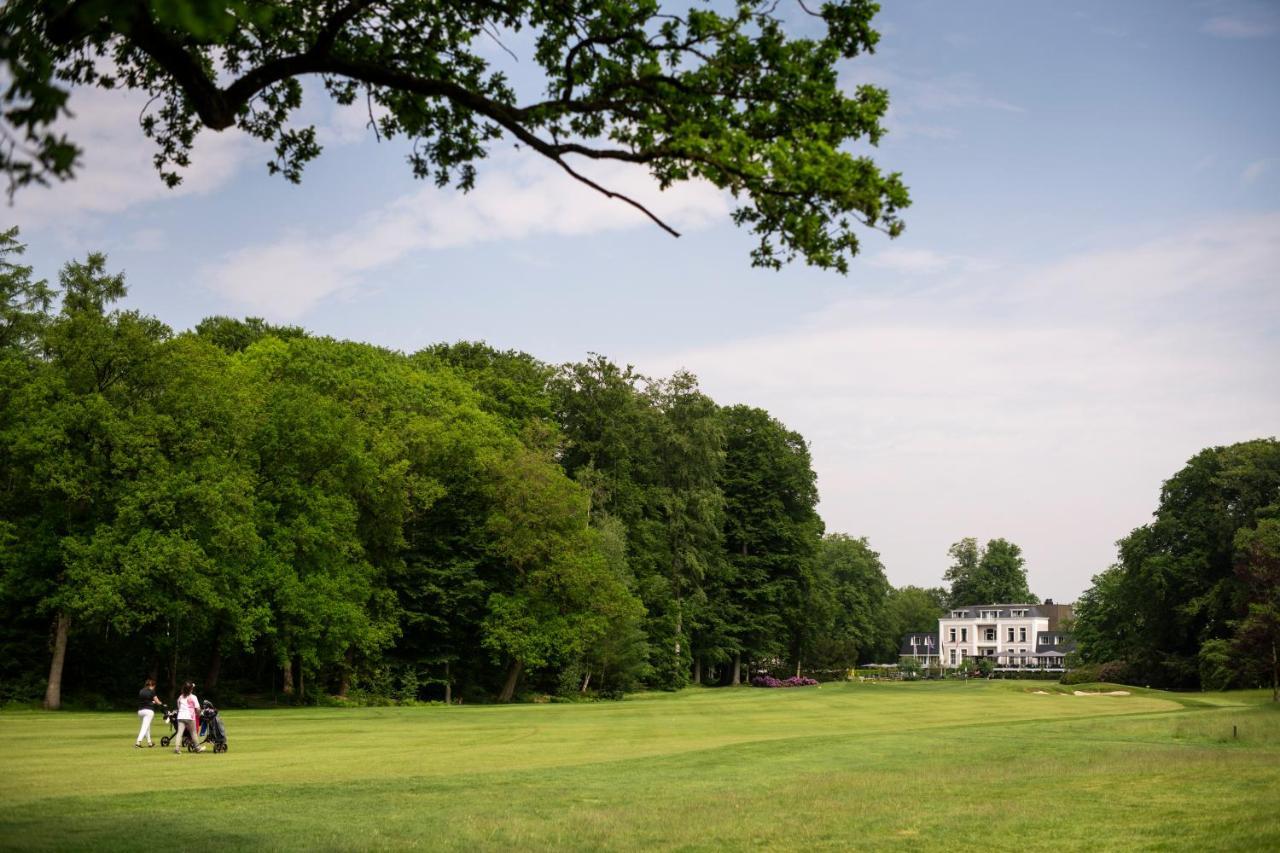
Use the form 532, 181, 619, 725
6, 0, 1279, 601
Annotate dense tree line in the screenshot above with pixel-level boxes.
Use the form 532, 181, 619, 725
1074, 439, 1280, 698
0, 231, 920, 709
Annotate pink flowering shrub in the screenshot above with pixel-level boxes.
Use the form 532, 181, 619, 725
751, 675, 818, 688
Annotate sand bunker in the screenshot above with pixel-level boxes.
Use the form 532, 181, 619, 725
1073, 690, 1130, 696
1032, 690, 1051, 695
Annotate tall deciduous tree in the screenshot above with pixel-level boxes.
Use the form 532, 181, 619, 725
944, 537, 1034, 607
1, 0, 908, 271
1232, 518, 1280, 701
1075, 439, 1280, 688
714, 405, 821, 679
804, 534, 888, 670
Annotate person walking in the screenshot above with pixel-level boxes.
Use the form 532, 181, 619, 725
173, 681, 205, 754
135, 678, 162, 748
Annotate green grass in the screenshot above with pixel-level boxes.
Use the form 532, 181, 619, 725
1, 681, 1277, 851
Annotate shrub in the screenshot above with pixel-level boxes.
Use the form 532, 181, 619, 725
1097, 660, 1133, 685
1060, 664, 1101, 685
751, 675, 818, 688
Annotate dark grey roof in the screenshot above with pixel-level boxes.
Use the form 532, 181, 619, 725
1035, 632, 1076, 654
899, 632, 939, 656
945, 603, 1045, 619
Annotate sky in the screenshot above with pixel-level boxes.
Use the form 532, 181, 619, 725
5, 0, 1279, 603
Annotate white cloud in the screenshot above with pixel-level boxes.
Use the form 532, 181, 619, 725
644, 214, 1280, 601
868, 248, 997, 276
1242, 159, 1271, 184
9, 79, 396, 231
1203, 15, 1277, 38
10, 84, 256, 229
844, 68, 1023, 140
202, 154, 730, 318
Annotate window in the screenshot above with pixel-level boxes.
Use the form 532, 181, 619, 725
1019, 627, 1027, 642
961, 628, 968, 642
1008, 627, 1015, 641
1054, 635, 1060, 645
985, 629, 996, 642
949, 628, 956, 642
950, 649, 956, 665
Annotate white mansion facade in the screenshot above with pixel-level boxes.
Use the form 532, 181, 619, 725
900, 601, 1075, 672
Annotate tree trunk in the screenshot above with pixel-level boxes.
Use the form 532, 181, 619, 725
43, 611, 70, 710
281, 661, 294, 696
731, 651, 741, 686
498, 659, 523, 703
580, 669, 591, 693
338, 648, 353, 698
205, 630, 222, 691
298, 661, 304, 702
692, 657, 701, 686
444, 660, 452, 705
795, 657, 802, 678
1272, 639, 1278, 704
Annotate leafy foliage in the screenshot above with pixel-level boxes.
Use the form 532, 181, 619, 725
1075, 439, 1280, 693
0, 0, 908, 271
1, 229, 920, 706
944, 537, 1035, 607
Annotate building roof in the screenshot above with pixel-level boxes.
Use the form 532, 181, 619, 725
1035, 632, 1077, 654
943, 604, 1045, 619
899, 632, 940, 656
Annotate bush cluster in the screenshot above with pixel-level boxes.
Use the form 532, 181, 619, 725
751, 675, 819, 688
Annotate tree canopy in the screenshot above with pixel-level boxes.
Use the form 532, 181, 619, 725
1, 229, 927, 709
0, 0, 908, 272
943, 537, 1035, 607
1074, 438, 1280, 692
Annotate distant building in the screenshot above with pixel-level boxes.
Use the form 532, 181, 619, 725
899, 632, 940, 667
900, 600, 1075, 672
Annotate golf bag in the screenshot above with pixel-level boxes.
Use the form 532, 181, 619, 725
199, 701, 228, 753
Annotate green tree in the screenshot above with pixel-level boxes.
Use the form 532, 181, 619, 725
0, 227, 53, 352
876, 585, 946, 661
1, 0, 908, 271
804, 534, 888, 670
944, 537, 1035, 606
482, 444, 644, 701
1232, 518, 1280, 701
1075, 439, 1280, 688
1, 250, 173, 708
712, 405, 822, 681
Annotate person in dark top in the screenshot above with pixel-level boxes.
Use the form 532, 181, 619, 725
135, 678, 162, 748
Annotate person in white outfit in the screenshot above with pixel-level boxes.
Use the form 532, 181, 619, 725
173, 681, 205, 754
135, 678, 162, 747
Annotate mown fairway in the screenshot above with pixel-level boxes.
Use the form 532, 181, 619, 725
1, 681, 1277, 851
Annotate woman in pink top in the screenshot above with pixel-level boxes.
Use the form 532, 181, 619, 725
173, 681, 205, 754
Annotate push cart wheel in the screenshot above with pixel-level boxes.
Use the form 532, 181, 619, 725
160, 736, 170, 747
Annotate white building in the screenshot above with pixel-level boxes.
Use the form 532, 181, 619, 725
901, 601, 1075, 672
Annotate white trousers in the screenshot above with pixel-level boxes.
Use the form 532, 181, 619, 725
136, 708, 154, 743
